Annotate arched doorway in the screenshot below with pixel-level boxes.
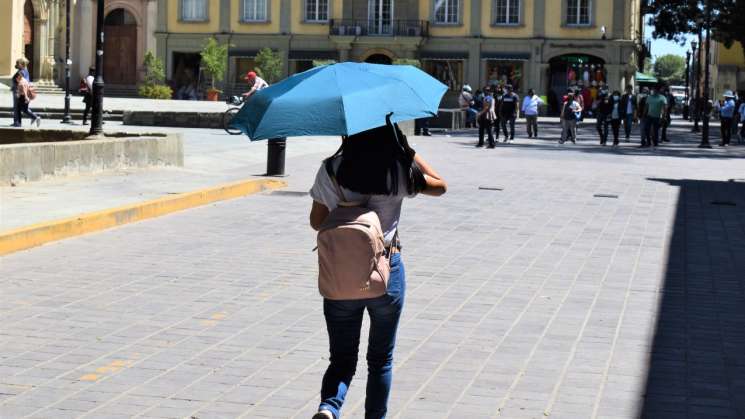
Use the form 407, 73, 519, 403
364, 54, 393, 65
23, 0, 34, 79
547, 54, 606, 115
103, 8, 137, 85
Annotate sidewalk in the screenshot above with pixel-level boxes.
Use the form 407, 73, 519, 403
0, 118, 340, 232
0, 92, 232, 113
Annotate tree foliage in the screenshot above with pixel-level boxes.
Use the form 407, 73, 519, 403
200, 37, 229, 91
255, 48, 283, 84
653, 54, 686, 85
644, 0, 745, 60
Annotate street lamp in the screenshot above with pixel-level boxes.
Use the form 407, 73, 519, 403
61, 0, 72, 124
692, 29, 701, 132
89, 0, 105, 136
683, 50, 690, 120
699, 0, 712, 148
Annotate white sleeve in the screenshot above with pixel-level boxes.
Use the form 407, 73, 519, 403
309, 164, 340, 210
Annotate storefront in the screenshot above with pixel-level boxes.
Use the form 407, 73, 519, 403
420, 52, 468, 107
548, 54, 606, 114
288, 50, 338, 75
481, 52, 530, 93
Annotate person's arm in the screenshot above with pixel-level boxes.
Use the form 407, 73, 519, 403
414, 154, 447, 196
310, 201, 330, 231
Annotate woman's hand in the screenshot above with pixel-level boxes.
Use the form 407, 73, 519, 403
414, 154, 447, 196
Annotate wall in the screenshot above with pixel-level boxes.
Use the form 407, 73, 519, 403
544, 0, 613, 39
420, 0, 471, 37
0, 0, 26, 79
231, 0, 281, 34
167, 0, 220, 32
481, 0, 533, 38
718, 41, 745, 67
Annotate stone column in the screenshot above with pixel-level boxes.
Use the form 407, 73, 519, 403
605, 64, 622, 92
467, 39, 481, 87
33, 18, 47, 81
145, 0, 157, 53
74, 0, 93, 83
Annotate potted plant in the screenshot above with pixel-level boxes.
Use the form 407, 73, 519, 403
200, 37, 229, 101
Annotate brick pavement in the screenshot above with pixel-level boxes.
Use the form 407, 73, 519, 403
1, 124, 744, 419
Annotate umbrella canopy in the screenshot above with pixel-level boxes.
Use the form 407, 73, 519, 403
229, 62, 447, 141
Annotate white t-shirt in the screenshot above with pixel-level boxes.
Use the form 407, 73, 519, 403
310, 157, 416, 245
85, 75, 94, 92
253, 76, 269, 91
521, 95, 544, 116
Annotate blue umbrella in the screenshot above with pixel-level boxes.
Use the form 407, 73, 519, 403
229, 62, 447, 140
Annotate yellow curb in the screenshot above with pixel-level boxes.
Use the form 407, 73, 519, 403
0, 178, 286, 256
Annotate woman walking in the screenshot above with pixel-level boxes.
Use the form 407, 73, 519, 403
309, 123, 447, 419
13, 71, 41, 127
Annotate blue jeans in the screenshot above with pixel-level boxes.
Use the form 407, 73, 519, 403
319, 253, 405, 419
623, 114, 634, 139
644, 117, 661, 146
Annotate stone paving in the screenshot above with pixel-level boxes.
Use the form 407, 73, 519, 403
1, 122, 745, 419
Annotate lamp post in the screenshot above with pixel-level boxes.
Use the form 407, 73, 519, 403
89, 0, 105, 136
683, 50, 690, 120
61, 0, 72, 123
692, 25, 702, 132
699, 0, 712, 148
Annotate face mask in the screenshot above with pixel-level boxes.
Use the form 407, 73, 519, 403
650, 90, 656, 95
613, 96, 620, 100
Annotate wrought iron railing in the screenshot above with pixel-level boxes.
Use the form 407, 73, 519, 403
329, 19, 428, 37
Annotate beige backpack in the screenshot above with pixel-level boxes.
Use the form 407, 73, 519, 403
316, 175, 390, 300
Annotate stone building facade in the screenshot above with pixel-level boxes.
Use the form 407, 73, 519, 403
157, 0, 643, 107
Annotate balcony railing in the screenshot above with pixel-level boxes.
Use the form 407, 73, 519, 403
329, 19, 428, 37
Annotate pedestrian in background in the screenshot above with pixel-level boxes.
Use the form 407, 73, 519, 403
521, 88, 544, 138
718, 91, 736, 147
81, 67, 95, 125
642, 85, 667, 148
492, 85, 504, 142
458, 85, 477, 128
309, 124, 447, 419
609, 90, 623, 146
13, 71, 40, 127
619, 85, 637, 142
637, 87, 650, 147
499, 84, 519, 142
738, 99, 745, 143
660, 86, 675, 143
594, 91, 612, 145
10, 58, 30, 127
560, 91, 582, 144
476, 86, 497, 148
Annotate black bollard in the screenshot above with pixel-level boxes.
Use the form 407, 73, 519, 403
266, 137, 287, 176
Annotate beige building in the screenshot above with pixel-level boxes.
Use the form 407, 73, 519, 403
710, 41, 745, 98
159, 0, 643, 109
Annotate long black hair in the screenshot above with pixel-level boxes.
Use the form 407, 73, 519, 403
325, 121, 426, 196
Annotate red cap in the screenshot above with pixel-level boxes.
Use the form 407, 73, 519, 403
245, 71, 257, 80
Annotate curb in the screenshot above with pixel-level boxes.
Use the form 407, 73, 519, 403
0, 178, 286, 256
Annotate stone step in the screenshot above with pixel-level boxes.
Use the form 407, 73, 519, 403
0, 107, 124, 121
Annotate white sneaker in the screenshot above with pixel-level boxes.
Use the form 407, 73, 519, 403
312, 410, 333, 419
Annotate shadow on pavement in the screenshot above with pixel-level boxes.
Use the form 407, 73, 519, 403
641, 178, 745, 418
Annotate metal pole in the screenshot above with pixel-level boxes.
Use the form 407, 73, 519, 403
90, 0, 105, 136
683, 51, 690, 120
693, 26, 702, 132
266, 138, 287, 176
699, 0, 712, 148
61, 0, 72, 123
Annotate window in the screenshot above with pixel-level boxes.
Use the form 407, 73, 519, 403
181, 0, 208, 21
485, 61, 523, 91
305, 0, 329, 22
242, 0, 268, 22
433, 0, 459, 24
494, 0, 520, 25
566, 0, 590, 26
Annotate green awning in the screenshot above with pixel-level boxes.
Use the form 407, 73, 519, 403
636, 72, 658, 83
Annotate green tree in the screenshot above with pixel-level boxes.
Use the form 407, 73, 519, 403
255, 48, 283, 84
138, 51, 172, 99
653, 54, 686, 85
645, 0, 745, 61
200, 37, 229, 91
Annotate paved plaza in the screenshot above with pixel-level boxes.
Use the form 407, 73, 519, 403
1, 121, 745, 418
